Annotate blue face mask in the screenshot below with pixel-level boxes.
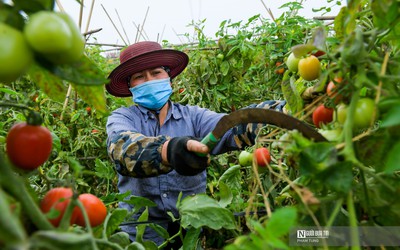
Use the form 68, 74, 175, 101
129, 78, 172, 110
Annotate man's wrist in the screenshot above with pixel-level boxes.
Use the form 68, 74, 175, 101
161, 140, 170, 165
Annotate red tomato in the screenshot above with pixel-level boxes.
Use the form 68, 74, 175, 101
40, 187, 74, 227
6, 122, 52, 170
312, 104, 334, 128
72, 193, 107, 227
254, 147, 271, 167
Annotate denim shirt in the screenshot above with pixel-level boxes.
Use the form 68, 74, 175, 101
106, 100, 285, 244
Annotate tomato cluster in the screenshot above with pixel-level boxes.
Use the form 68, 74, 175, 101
40, 187, 107, 228
285, 53, 321, 81
0, 11, 85, 83
238, 147, 271, 171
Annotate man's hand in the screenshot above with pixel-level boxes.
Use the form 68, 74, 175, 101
162, 136, 209, 176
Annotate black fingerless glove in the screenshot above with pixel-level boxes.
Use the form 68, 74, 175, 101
166, 136, 209, 176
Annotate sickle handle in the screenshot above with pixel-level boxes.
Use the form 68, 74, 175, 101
196, 132, 219, 157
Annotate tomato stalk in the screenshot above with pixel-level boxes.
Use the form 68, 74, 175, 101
0, 153, 54, 230
346, 191, 361, 250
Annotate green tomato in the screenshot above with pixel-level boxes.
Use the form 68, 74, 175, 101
238, 150, 253, 166
286, 52, 300, 72
336, 98, 376, 129
24, 11, 73, 54
0, 23, 34, 83
336, 103, 347, 125
44, 12, 85, 64
354, 98, 376, 129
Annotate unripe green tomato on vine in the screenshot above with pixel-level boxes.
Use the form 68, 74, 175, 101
24, 11, 73, 54
44, 12, 86, 64
238, 150, 253, 166
0, 23, 34, 83
286, 52, 300, 72
337, 98, 377, 130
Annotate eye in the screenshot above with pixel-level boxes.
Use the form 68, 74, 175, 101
152, 69, 163, 75
132, 74, 143, 80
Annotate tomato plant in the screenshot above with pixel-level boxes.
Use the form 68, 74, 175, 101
238, 150, 253, 166
40, 187, 74, 227
254, 147, 271, 167
6, 122, 53, 170
24, 11, 73, 54
312, 104, 334, 128
72, 193, 107, 227
0, 23, 33, 83
298, 55, 321, 81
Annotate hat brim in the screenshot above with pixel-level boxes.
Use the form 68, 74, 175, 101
106, 49, 189, 97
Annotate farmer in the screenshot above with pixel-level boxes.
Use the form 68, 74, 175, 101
105, 41, 285, 247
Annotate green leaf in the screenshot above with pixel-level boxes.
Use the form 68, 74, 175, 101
124, 196, 156, 214
281, 74, 304, 114
266, 207, 297, 238
384, 141, 400, 173
218, 181, 233, 208
299, 142, 338, 175
28, 63, 68, 103
317, 161, 353, 194
218, 164, 242, 192
220, 61, 230, 76
148, 223, 169, 240
52, 55, 108, 86
291, 44, 316, 58
72, 84, 109, 115
51, 132, 62, 151
182, 227, 202, 250
95, 159, 115, 180
104, 208, 128, 238
178, 194, 236, 230
108, 231, 131, 248
125, 242, 146, 250
135, 208, 149, 243
380, 105, 400, 127
0, 87, 22, 97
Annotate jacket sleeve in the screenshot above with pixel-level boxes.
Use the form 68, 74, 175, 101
107, 131, 173, 178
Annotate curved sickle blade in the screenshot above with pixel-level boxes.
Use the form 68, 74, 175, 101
200, 108, 326, 154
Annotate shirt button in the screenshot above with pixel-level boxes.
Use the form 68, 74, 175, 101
162, 193, 168, 198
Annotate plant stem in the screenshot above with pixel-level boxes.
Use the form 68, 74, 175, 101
326, 198, 343, 227
347, 191, 360, 250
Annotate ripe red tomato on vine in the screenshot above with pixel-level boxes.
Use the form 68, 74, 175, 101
40, 187, 74, 227
254, 147, 271, 167
6, 122, 52, 170
72, 193, 107, 227
312, 104, 334, 128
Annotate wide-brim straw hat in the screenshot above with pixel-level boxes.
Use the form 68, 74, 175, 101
106, 41, 189, 97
